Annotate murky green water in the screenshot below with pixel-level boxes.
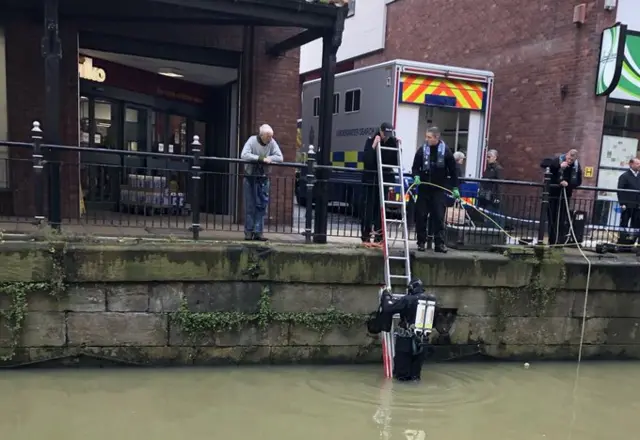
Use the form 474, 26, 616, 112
0, 362, 638, 439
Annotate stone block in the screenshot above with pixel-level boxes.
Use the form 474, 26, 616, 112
169, 323, 288, 347
0, 312, 65, 347
64, 285, 106, 312
483, 343, 579, 360
331, 285, 378, 314
455, 316, 576, 346
602, 318, 640, 345
289, 324, 373, 346
149, 283, 184, 312
67, 312, 167, 346
216, 323, 289, 347
183, 282, 262, 313
192, 346, 272, 365
573, 292, 640, 319
486, 289, 575, 318
106, 285, 149, 312
269, 283, 332, 313
431, 287, 490, 316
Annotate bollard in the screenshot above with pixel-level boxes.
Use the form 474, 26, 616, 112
305, 145, 316, 244
31, 121, 46, 224
190, 135, 202, 240
537, 167, 552, 244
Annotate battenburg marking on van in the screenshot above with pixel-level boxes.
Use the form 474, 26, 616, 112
331, 151, 364, 169
399, 74, 485, 110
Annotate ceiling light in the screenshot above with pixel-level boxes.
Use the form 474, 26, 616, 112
624, 105, 631, 109
158, 68, 184, 78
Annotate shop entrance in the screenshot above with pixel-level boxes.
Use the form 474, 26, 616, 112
77, 49, 238, 218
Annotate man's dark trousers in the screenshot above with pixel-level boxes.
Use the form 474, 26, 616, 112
547, 193, 569, 245
361, 183, 382, 241
416, 185, 447, 246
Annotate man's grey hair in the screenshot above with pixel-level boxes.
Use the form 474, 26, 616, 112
426, 126, 441, 137
453, 151, 465, 161
567, 149, 578, 158
259, 124, 274, 135
487, 149, 498, 158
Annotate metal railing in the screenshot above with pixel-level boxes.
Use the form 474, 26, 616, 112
0, 121, 639, 250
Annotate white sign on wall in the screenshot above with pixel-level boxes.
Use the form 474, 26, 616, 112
600, 135, 639, 168
597, 135, 639, 201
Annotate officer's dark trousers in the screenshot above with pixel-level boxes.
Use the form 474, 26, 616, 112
361, 183, 382, 241
619, 206, 640, 242
394, 335, 425, 381
547, 193, 569, 245
416, 185, 447, 246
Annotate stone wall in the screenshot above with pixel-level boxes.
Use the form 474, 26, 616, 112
0, 242, 639, 367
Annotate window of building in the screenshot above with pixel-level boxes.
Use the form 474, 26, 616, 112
344, 89, 361, 113
313, 96, 320, 117
333, 93, 340, 115
347, 0, 356, 17
604, 102, 640, 133
0, 27, 8, 189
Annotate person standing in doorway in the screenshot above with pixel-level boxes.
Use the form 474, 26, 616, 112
478, 149, 504, 227
616, 157, 640, 244
540, 149, 582, 245
412, 127, 460, 253
453, 151, 465, 178
240, 124, 284, 241
361, 122, 400, 244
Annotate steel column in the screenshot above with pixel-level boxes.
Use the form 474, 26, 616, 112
42, 0, 62, 227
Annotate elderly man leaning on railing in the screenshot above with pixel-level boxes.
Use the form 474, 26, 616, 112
240, 124, 284, 242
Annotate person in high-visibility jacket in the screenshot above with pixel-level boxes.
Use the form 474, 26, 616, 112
411, 126, 460, 253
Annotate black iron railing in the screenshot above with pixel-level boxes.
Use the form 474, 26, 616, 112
0, 121, 639, 250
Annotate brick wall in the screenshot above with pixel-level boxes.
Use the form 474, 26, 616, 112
253, 27, 301, 227
4, 12, 79, 219
356, 0, 615, 187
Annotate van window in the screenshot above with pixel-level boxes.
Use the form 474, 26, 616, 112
313, 96, 320, 117
333, 93, 340, 115
345, 89, 361, 113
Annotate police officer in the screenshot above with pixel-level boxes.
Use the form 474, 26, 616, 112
411, 127, 460, 253
361, 122, 400, 244
540, 149, 582, 245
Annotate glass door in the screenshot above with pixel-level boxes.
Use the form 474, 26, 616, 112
81, 97, 121, 211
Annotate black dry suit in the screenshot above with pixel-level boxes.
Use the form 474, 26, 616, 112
367, 279, 437, 381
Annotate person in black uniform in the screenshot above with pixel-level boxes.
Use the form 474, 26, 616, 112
366, 278, 437, 381
540, 149, 582, 245
411, 127, 460, 253
361, 122, 400, 244
617, 157, 640, 244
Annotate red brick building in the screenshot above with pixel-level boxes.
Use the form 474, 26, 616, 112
301, 0, 628, 188
0, 0, 344, 227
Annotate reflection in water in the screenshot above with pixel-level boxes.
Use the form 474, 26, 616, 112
0, 362, 639, 439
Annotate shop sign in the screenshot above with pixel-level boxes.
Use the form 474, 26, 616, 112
79, 56, 106, 83
595, 23, 626, 96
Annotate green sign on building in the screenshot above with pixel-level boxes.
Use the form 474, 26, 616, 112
596, 23, 640, 103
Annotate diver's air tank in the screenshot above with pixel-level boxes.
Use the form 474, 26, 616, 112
413, 298, 436, 336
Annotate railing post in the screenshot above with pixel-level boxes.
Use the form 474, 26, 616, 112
31, 121, 45, 224
305, 145, 316, 244
190, 135, 202, 240
538, 167, 552, 244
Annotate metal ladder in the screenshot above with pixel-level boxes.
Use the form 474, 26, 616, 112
375, 138, 412, 379
375, 139, 412, 291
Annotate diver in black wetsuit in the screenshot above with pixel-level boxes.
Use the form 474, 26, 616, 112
367, 278, 437, 381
